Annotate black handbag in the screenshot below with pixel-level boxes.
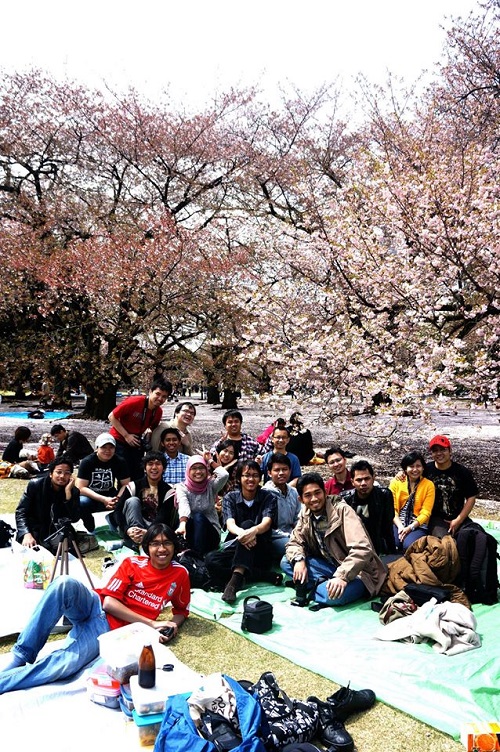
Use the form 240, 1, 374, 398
241, 596, 273, 634
250, 672, 318, 750
403, 583, 450, 606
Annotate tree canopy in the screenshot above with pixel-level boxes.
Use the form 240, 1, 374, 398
1, 1, 498, 420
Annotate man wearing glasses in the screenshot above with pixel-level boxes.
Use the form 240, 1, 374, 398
426, 435, 478, 537
0, 524, 190, 693
205, 460, 277, 603
324, 446, 353, 496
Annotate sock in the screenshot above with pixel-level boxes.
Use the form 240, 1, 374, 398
230, 571, 244, 587
2, 653, 26, 671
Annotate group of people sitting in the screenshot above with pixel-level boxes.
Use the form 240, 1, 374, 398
0, 378, 486, 699
10, 377, 480, 609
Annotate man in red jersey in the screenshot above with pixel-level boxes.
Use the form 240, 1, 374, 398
0, 523, 190, 694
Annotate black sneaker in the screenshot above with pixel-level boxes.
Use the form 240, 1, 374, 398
326, 684, 376, 721
307, 696, 354, 752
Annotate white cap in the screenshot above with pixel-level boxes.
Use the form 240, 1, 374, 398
95, 432, 116, 448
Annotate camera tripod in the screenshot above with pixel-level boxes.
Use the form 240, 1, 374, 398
46, 519, 94, 589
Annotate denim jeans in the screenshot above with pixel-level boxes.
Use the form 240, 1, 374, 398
0, 575, 110, 694
393, 523, 428, 551
281, 555, 368, 606
185, 511, 220, 556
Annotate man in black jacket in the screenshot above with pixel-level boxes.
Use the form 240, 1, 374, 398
15, 457, 81, 549
341, 460, 396, 557
50, 425, 93, 465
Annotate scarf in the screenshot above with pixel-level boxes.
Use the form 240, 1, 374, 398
403, 477, 420, 527
185, 455, 210, 494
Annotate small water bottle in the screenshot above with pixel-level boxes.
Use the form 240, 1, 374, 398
138, 643, 156, 688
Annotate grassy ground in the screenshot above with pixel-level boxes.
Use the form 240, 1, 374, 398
0, 478, 471, 751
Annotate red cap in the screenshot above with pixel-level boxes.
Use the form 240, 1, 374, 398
429, 435, 451, 449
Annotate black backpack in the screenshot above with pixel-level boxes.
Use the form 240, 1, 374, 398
0, 519, 15, 548
455, 521, 500, 605
176, 549, 212, 590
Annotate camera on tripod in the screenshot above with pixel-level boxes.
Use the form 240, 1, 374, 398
44, 517, 75, 549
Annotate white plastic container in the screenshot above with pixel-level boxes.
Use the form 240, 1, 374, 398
87, 663, 121, 709
97, 623, 159, 684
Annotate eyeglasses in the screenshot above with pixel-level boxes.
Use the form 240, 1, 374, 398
149, 540, 175, 549
241, 474, 260, 480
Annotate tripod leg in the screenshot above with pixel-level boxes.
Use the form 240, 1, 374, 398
62, 537, 69, 577
49, 541, 64, 584
70, 536, 95, 590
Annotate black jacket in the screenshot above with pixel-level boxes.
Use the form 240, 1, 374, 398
115, 476, 179, 533
15, 474, 81, 545
56, 431, 94, 464
341, 485, 396, 555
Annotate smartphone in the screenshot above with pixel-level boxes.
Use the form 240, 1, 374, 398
160, 626, 175, 639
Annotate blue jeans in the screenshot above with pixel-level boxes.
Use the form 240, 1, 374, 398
0, 576, 110, 694
393, 524, 428, 551
281, 555, 368, 606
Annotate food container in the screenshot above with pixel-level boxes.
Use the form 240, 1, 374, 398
129, 663, 201, 715
132, 709, 164, 747
97, 623, 159, 684
87, 663, 121, 709
120, 682, 135, 711
119, 696, 134, 722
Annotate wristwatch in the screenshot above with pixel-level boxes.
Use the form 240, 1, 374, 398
292, 555, 305, 564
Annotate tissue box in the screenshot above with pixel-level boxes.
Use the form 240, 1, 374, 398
461, 722, 500, 751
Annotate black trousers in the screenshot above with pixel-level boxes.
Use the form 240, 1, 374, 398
205, 520, 273, 584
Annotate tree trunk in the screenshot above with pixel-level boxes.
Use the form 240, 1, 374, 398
83, 382, 119, 421
222, 388, 239, 409
52, 378, 72, 408
206, 385, 221, 404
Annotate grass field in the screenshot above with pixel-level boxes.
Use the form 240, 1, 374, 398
0, 477, 467, 752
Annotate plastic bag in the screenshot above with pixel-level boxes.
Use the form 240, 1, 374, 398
23, 547, 54, 589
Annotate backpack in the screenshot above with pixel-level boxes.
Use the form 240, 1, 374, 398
455, 521, 500, 605
247, 672, 318, 751
0, 519, 15, 548
177, 549, 212, 590
154, 675, 266, 752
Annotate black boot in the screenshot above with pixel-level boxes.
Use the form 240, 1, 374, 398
307, 696, 354, 752
326, 684, 376, 721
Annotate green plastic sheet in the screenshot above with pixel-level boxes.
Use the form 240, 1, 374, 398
189, 520, 500, 740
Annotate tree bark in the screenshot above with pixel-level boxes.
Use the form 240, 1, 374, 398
221, 388, 239, 409
82, 382, 119, 421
